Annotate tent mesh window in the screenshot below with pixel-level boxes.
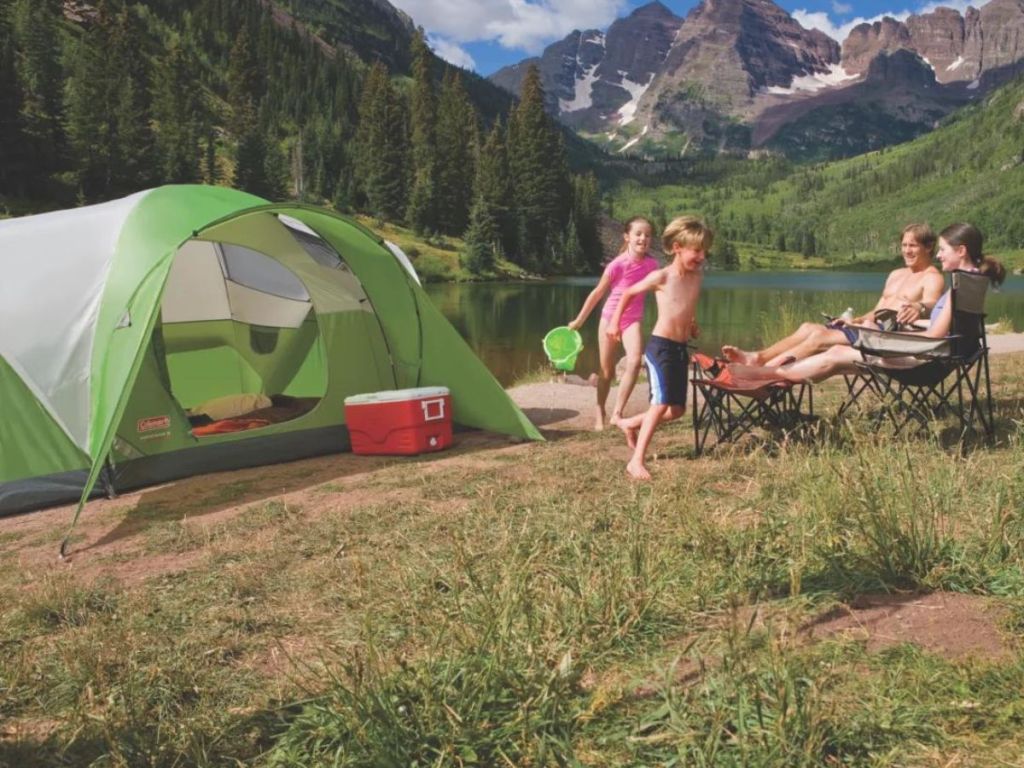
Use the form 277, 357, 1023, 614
219, 244, 311, 300
280, 218, 350, 272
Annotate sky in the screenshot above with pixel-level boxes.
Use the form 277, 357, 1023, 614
387, 0, 991, 75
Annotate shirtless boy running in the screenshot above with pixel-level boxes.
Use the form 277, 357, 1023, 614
607, 216, 712, 480
722, 224, 945, 367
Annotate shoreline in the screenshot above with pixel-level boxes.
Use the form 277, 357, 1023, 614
509, 335, 1024, 434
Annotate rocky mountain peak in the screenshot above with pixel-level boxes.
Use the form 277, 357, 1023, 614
864, 48, 937, 88
836, 0, 1024, 87
631, 1, 676, 20
668, 0, 839, 94
842, 17, 911, 76
489, 1, 682, 129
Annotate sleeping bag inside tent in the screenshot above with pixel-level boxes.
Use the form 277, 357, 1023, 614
0, 185, 542, 516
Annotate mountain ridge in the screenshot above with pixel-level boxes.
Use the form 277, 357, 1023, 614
489, 0, 1024, 160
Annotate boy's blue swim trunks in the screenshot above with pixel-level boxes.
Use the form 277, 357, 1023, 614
644, 335, 689, 407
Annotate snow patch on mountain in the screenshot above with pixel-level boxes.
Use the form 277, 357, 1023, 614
762, 63, 858, 95
616, 73, 653, 125
560, 65, 601, 112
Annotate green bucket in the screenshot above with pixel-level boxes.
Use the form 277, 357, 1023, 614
542, 326, 584, 372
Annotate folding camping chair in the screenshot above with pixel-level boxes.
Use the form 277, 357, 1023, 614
838, 270, 994, 439
690, 353, 814, 455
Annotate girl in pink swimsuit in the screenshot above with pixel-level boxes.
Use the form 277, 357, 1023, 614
569, 216, 660, 429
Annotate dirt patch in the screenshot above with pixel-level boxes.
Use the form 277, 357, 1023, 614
0, 423, 618, 593
802, 592, 1014, 662
509, 372, 652, 434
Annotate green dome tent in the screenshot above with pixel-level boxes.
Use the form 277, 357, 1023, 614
0, 185, 541, 536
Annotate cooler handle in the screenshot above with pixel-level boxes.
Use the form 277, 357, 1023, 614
421, 398, 446, 422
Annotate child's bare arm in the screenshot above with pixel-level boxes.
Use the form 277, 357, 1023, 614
568, 274, 611, 330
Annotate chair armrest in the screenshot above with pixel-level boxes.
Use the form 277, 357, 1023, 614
854, 327, 955, 357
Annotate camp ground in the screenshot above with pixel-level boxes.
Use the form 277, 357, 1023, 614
0, 185, 542, 529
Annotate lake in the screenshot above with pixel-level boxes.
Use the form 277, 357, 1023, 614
424, 271, 1024, 386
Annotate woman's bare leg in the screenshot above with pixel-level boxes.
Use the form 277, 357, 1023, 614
723, 322, 831, 365
595, 317, 619, 430
780, 345, 861, 381
611, 322, 644, 423
762, 326, 850, 366
728, 345, 863, 384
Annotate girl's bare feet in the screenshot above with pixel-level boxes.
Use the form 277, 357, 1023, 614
625, 458, 651, 480
594, 408, 607, 431
721, 345, 758, 365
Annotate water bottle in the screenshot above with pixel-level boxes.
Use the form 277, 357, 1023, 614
840, 307, 855, 323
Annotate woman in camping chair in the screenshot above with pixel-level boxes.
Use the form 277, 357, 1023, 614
725, 223, 1005, 385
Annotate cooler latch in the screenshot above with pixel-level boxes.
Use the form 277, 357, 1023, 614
421, 398, 446, 422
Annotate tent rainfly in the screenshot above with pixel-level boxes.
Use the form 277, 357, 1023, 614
0, 185, 541, 549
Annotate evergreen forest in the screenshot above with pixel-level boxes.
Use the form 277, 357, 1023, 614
3, 0, 1024, 275
0, 0, 603, 276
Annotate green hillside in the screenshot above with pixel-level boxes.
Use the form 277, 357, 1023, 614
612, 76, 1024, 267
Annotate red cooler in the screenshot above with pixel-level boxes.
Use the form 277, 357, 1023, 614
344, 387, 452, 455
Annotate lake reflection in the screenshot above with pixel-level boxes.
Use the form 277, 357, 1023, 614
424, 271, 1023, 386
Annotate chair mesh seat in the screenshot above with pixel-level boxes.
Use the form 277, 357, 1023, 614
690, 353, 814, 455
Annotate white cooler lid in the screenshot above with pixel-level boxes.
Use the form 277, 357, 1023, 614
344, 386, 450, 405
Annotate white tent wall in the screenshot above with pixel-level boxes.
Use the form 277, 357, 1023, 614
0, 191, 149, 452
162, 239, 313, 329
162, 241, 232, 323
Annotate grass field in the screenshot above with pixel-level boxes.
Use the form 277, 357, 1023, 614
2, 358, 1024, 766
354, 216, 537, 284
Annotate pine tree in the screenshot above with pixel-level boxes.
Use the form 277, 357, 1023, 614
508, 65, 566, 269
64, 2, 116, 197
11, 0, 63, 185
571, 173, 602, 271
559, 214, 583, 273
801, 230, 817, 258
435, 68, 476, 234
473, 119, 515, 259
406, 30, 437, 233
153, 38, 203, 183
227, 26, 284, 197
227, 26, 261, 139
0, 0, 25, 194
354, 62, 409, 220
108, 7, 156, 193
260, 116, 290, 200
461, 194, 498, 273
63, 2, 155, 198
203, 130, 221, 185
713, 237, 740, 270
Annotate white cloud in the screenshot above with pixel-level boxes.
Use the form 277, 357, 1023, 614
831, 1, 852, 13
427, 35, 476, 69
793, 0, 992, 43
792, 9, 907, 42
389, 0, 627, 53
916, 0, 987, 13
